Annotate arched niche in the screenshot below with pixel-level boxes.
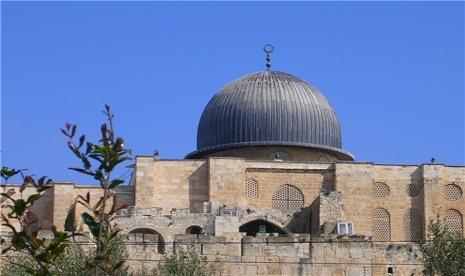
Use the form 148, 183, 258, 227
128, 228, 165, 253
185, 225, 203, 235
239, 219, 287, 236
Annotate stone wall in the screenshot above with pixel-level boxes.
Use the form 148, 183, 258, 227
422, 165, 465, 226
2, 158, 464, 275
244, 164, 332, 210
121, 234, 423, 275
134, 157, 208, 213
319, 191, 343, 234
335, 163, 465, 240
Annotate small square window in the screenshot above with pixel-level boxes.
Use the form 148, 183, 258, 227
337, 222, 354, 235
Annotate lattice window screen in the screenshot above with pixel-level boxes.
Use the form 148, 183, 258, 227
444, 184, 462, 201
406, 184, 420, 197
267, 152, 292, 161
272, 185, 304, 213
404, 208, 423, 241
372, 183, 390, 199
321, 181, 335, 192
372, 208, 391, 241
245, 179, 258, 198
445, 209, 463, 234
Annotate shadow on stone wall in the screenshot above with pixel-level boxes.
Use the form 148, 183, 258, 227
286, 196, 320, 235
188, 163, 208, 213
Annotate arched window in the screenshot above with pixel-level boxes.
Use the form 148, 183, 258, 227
245, 179, 258, 198
186, 225, 203, 235
372, 208, 390, 241
404, 208, 422, 241
272, 185, 304, 213
445, 209, 463, 235
128, 228, 165, 253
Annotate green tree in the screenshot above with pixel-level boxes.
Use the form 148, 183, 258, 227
1, 168, 75, 276
1, 105, 132, 275
61, 104, 131, 273
422, 217, 465, 275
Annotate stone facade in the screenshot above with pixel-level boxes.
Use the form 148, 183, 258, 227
2, 156, 463, 275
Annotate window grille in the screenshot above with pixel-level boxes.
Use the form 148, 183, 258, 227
445, 209, 463, 234
444, 184, 462, 201
272, 184, 304, 213
372, 182, 390, 199
372, 208, 390, 241
403, 208, 422, 241
267, 151, 292, 161
321, 181, 335, 193
406, 184, 420, 197
245, 179, 258, 198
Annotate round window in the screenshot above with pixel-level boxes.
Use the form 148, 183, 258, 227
372, 182, 390, 199
444, 184, 462, 201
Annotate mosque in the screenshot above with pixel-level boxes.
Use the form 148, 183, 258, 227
2, 46, 464, 275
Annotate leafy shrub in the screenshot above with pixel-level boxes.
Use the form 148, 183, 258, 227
1, 236, 129, 276
422, 218, 465, 276
151, 246, 223, 276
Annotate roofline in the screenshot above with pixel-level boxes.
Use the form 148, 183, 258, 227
185, 141, 355, 161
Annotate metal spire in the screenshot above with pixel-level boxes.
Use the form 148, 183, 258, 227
263, 44, 274, 71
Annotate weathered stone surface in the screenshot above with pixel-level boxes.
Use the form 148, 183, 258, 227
2, 157, 464, 275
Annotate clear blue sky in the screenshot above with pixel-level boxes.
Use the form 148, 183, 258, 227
2, 2, 464, 184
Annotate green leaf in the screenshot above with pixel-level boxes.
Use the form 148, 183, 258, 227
26, 194, 41, 205
37, 176, 47, 187
38, 185, 52, 193
85, 142, 94, 155
1, 167, 26, 181
109, 179, 124, 189
78, 134, 86, 148
82, 156, 91, 170
112, 260, 125, 271
13, 199, 27, 216
71, 125, 77, 138
11, 235, 26, 250
36, 252, 52, 263
81, 212, 100, 238
69, 167, 95, 176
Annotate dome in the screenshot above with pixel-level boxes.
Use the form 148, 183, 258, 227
186, 70, 354, 160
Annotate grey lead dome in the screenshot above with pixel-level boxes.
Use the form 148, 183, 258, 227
186, 71, 354, 160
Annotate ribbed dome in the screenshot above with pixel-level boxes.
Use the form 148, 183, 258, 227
186, 71, 353, 160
